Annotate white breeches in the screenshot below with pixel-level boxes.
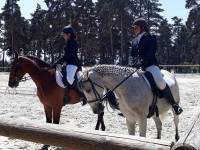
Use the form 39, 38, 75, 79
145, 65, 166, 90
66, 64, 78, 85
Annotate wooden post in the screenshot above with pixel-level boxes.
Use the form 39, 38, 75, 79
0, 117, 172, 150
172, 110, 200, 150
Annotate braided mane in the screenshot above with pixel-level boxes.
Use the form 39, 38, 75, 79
88, 65, 137, 77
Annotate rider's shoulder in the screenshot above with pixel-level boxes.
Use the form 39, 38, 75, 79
142, 33, 157, 41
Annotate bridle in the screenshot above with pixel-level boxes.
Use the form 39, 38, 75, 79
80, 77, 105, 104
12, 61, 31, 83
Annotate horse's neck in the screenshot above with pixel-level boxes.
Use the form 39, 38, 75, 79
92, 70, 140, 95
19, 57, 45, 86
27, 56, 50, 68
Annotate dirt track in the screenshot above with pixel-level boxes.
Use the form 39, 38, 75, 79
0, 72, 200, 150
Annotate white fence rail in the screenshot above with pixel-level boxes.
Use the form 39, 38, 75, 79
1, 65, 200, 73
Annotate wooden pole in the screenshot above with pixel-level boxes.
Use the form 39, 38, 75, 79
172, 110, 200, 150
0, 117, 172, 150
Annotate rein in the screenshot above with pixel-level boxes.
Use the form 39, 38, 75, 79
20, 76, 31, 82
85, 78, 105, 103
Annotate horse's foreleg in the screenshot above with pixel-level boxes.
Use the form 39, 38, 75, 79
95, 112, 105, 131
44, 105, 53, 123
173, 111, 180, 141
42, 105, 53, 150
52, 107, 62, 124
95, 115, 101, 130
126, 119, 136, 135
41, 107, 62, 150
152, 116, 162, 139
99, 112, 105, 131
139, 118, 147, 137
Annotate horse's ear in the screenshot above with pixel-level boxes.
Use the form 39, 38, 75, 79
14, 50, 19, 59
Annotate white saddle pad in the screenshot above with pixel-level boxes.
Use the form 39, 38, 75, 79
139, 70, 175, 89
55, 70, 66, 88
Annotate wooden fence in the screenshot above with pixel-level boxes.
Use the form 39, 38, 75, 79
0, 111, 200, 150
0, 117, 172, 150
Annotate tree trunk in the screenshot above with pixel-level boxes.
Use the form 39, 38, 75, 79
120, 13, 124, 65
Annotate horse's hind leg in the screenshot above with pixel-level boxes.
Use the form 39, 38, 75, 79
126, 119, 136, 135
173, 111, 180, 141
152, 116, 162, 139
138, 118, 147, 137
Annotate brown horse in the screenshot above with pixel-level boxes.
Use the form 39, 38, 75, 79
8, 54, 105, 150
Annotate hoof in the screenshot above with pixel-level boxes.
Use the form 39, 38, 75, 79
101, 125, 106, 131
175, 134, 180, 141
41, 145, 50, 150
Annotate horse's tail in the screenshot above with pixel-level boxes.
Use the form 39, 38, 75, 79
104, 88, 119, 110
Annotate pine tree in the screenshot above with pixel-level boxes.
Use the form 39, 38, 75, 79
0, 0, 29, 56
157, 19, 173, 65
30, 4, 48, 59
72, 0, 98, 65
185, 0, 200, 64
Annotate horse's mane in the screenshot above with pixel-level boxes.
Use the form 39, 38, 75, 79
18, 56, 42, 73
88, 65, 137, 77
26, 55, 51, 67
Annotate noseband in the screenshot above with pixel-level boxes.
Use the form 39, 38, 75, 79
13, 63, 31, 83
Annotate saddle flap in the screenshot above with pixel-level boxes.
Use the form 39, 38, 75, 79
144, 71, 164, 98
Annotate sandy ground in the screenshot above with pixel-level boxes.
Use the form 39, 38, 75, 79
0, 72, 200, 150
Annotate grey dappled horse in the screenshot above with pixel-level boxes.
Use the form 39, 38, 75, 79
79, 65, 180, 140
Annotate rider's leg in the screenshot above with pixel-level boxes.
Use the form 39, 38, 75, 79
65, 64, 87, 105
66, 64, 78, 85
146, 65, 183, 115
145, 65, 166, 90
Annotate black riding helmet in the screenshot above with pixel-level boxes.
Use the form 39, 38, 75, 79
133, 18, 149, 32
63, 25, 76, 39
63, 25, 75, 34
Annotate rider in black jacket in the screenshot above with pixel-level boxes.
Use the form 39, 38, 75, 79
54, 25, 82, 85
131, 18, 183, 115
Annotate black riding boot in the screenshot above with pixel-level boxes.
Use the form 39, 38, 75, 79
162, 84, 183, 115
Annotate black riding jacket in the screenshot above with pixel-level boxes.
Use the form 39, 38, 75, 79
131, 32, 159, 69
56, 39, 82, 69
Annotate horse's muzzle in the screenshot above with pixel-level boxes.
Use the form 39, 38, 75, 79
8, 80, 19, 88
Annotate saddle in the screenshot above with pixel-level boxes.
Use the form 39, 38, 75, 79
55, 65, 87, 105
144, 71, 164, 98
142, 71, 164, 118
55, 64, 80, 88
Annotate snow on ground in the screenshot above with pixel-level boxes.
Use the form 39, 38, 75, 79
0, 72, 200, 150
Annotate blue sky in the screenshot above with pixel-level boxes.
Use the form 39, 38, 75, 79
0, 0, 190, 23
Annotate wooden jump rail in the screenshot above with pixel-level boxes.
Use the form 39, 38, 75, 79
0, 111, 200, 150
172, 109, 200, 150
0, 117, 172, 150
